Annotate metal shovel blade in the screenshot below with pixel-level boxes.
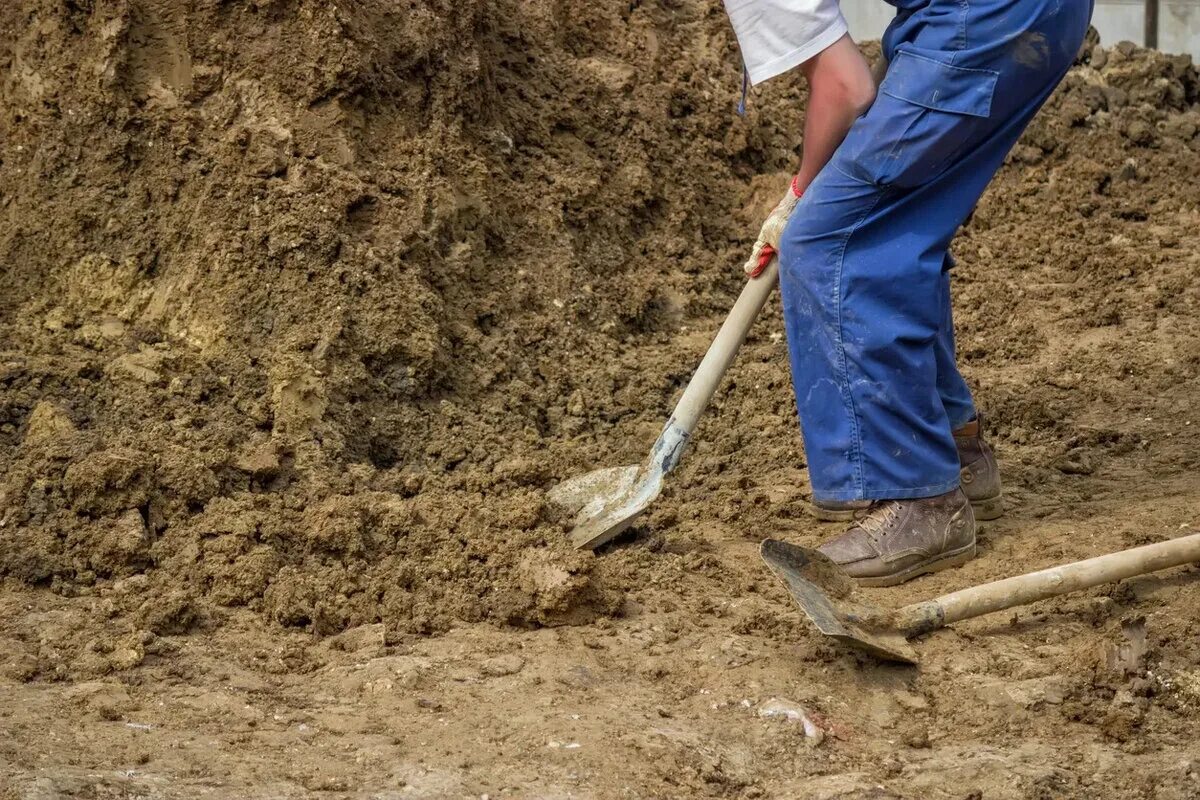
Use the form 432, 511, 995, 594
546, 465, 640, 517
548, 463, 664, 550
759, 539, 919, 664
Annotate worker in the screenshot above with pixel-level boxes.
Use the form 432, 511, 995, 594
726, 0, 1093, 585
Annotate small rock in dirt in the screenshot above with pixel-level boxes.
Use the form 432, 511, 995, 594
330, 623, 385, 653
42, 306, 70, 331
976, 676, 1066, 709
67, 681, 135, 718
243, 126, 293, 177
1123, 120, 1156, 147
480, 654, 525, 677
493, 456, 548, 486
566, 389, 587, 417
108, 644, 146, 671
900, 723, 931, 749
893, 690, 930, 712
1, 653, 38, 682
1053, 449, 1095, 475
63, 448, 153, 516
233, 441, 282, 478
556, 664, 598, 689
80, 509, 153, 572
107, 349, 169, 385
1011, 144, 1043, 164
1103, 85, 1128, 108
115, 508, 151, 552
1116, 159, 1139, 182
139, 590, 201, 636
22, 401, 76, 445
1161, 112, 1198, 143
0, 638, 39, 682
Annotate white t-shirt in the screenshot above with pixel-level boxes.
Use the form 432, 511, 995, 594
724, 0, 849, 85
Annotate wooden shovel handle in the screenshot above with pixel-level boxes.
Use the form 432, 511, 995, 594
668, 260, 778, 437
899, 532, 1200, 635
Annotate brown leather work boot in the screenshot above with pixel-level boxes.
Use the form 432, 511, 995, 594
816, 489, 976, 587
954, 416, 1003, 520
811, 416, 1003, 522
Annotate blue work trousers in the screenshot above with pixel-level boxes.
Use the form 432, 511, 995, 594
778, 0, 1093, 503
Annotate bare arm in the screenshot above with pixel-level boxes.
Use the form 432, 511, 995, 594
741, 38, 882, 277
793, 35, 877, 194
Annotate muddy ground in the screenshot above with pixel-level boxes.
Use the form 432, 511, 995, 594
2, 2, 1199, 798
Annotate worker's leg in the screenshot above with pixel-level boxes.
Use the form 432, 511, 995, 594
934, 256, 976, 431
933, 253, 1005, 519
780, 0, 1092, 504
782, 155, 974, 503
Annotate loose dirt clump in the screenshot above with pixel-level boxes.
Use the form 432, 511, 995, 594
1, 6, 1199, 797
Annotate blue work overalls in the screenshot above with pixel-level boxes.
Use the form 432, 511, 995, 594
778, 0, 1094, 503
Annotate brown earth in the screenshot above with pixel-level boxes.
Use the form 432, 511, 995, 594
1, 2, 1199, 797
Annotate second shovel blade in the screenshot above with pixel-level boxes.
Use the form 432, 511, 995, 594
760, 539, 919, 664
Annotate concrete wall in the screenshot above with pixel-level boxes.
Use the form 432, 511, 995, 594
841, 0, 1200, 60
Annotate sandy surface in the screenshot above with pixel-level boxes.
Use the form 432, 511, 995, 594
1, 3, 1199, 798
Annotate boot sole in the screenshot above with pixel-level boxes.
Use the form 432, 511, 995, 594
813, 496, 1003, 523
852, 541, 978, 588
971, 493, 1004, 521
810, 506, 861, 522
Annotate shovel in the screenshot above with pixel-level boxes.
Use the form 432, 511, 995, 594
549, 261, 780, 550
760, 532, 1200, 664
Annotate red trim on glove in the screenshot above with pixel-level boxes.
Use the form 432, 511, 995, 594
747, 178, 804, 279
753, 244, 776, 277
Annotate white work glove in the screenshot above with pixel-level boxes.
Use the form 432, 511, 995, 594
743, 175, 803, 278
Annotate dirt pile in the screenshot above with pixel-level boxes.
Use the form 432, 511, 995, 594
0, 0, 807, 660
1, 1, 1199, 680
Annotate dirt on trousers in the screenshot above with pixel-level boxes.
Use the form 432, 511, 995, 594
1, 1, 1199, 797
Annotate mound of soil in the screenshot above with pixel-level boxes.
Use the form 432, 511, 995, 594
1, 3, 1198, 681
1, 0, 795, 650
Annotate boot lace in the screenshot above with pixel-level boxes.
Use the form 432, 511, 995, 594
856, 501, 901, 543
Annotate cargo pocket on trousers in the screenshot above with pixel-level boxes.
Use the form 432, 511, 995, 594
833, 49, 999, 189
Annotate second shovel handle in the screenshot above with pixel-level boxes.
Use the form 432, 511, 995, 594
669, 260, 779, 436
901, 532, 1200, 635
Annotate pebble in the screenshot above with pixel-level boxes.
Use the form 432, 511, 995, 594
1124, 120, 1155, 147
893, 691, 930, 712
480, 654, 525, 677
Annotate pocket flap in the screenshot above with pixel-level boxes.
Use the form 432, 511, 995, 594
880, 50, 999, 118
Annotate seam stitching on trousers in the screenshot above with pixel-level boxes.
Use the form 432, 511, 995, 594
957, 0, 969, 52
831, 188, 887, 499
